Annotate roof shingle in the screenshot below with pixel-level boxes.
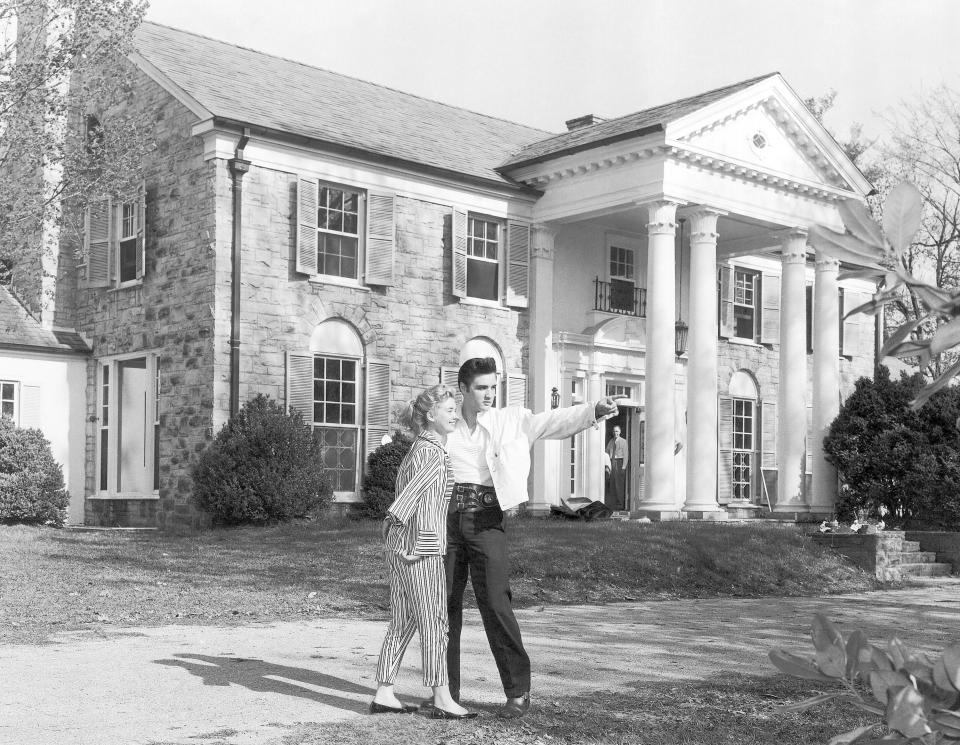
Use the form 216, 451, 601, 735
0, 287, 89, 354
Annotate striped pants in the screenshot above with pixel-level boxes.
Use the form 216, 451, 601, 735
375, 553, 448, 687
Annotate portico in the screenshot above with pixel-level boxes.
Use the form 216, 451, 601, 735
498, 73, 875, 518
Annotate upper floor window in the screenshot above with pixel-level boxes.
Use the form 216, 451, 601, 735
1, 381, 17, 422
84, 184, 145, 289
609, 245, 636, 314
296, 178, 396, 286
467, 215, 501, 301
118, 200, 139, 283
733, 269, 758, 340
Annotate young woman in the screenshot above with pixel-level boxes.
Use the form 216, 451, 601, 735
370, 385, 477, 720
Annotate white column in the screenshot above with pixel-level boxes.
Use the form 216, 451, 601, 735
775, 229, 809, 512
529, 225, 560, 511
811, 255, 840, 513
639, 200, 678, 514
683, 209, 725, 516
585, 371, 605, 505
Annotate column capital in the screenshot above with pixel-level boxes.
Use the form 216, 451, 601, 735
815, 254, 840, 271
531, 223, 557, 260
645, 200, 680, 235
781, 227, 809, 264
688, 208, 723, 242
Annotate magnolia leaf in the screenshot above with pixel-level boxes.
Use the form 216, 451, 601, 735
838, 267, 886, 283
808, 225, 885, 268
879, 318, 924, 358
907, 282, 956, 314
910, 358, 960, 410
870, 670, 909, 703
928, 317, 960, 357
846, 630, 872, 680
872, 647, 895, 673
886, 685, 930, 738
887, 639, 909, 670
843, 696, 884, 716
817, 645, 847, 678
931, 708, 960, 736
883, 182, 924, 257
769, 649, 835, 681
941, 644, 960, 690
933, 656, 955, 692
838, 198, 886, 249
887, 339, 931, 360
826, 724, 878, 745
844, 291, 900, 319
778, 693, 841, 713
812, 614, 845, 652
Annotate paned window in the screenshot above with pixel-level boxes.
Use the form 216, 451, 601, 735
609, 245, 636, 314
1, 381, 16, 422
99, 366, 109, 491
118, 200, 138, 283
313, 356, 360, 492
733, 269, 758, 340
318, 186, 361, 279
732, 398, 755, 500
467, 216, 500, 301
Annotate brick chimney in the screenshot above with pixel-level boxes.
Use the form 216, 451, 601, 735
565, 114, 606, 131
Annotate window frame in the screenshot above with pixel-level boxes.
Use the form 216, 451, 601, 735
732, 267, 760, 341
315, 181, 366, 284
731, 397, 756, 501
465, 213, 504, 303
117, 198, 139, 286
1, 380, 19, 424
311, 352, 364, 497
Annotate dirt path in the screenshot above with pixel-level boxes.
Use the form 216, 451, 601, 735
2, 581, 958, 745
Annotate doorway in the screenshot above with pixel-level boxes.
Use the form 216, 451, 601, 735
603, 405, 641, 511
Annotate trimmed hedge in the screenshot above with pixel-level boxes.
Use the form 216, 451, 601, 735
0, 418, 69, 526
357, 430, 413, 519
192, 395, 333, 525
823, 366, 960, 528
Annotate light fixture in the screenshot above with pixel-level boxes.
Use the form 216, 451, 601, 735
550, 387, 560, 409
675, 217, 688, 357
675, 320, 689, 357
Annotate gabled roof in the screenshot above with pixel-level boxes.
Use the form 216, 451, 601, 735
133, 22, 553, 188
0, 287, 88, 355
499, 73, 779, 170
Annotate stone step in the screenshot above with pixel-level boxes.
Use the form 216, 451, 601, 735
902, 551, 938, 564
901, 562, 953, 577
901, 540, 922, 553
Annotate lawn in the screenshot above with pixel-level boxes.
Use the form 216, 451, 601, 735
0, 516, 879, 645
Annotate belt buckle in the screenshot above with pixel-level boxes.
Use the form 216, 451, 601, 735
481, 491, 496, 507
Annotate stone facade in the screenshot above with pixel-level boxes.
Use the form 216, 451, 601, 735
811, 531, 906, 581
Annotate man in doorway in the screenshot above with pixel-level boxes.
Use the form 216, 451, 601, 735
605, 425, 628, 511
445, 357, 622, 718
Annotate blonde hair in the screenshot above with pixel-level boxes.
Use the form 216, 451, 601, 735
398, 384, 456, 433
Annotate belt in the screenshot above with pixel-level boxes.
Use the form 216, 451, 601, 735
452, 483, 498, 513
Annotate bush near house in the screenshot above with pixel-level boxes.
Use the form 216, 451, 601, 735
356, 430, 413, 519
0, 418, 69, 526
192, 394, 333, 525
823, 366, 960, 528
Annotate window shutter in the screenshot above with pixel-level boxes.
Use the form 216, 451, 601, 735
452, 208, 468, 297
296, 177, 319, 275
135, 181, 146, 280
285, 351, 314, 423
717, 395, 733, 503
440, 366, 462, 406
760, 400, 777, 469
365, 359, 391, 460
718, 265, 734, 338
20, 385, 41, 429
85, 197, 112, 287
842, 290, 867, 357
760, 272, 780, 345
365, 192, 395, 285
506, 370, 527, 408
506, 221, 530, 308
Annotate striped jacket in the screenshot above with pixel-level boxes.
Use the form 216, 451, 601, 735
384, 430, 452, 557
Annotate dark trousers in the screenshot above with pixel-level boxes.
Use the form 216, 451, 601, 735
445, 506, 530, 699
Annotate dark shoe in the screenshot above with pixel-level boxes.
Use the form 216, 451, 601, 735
369, 701, 418, 714
498, 692, 530, 719
424, 703, 478, 720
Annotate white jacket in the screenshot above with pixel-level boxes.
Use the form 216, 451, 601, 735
469, 402, 598, 510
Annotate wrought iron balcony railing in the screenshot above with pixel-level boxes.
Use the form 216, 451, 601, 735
594, 277, 647, 317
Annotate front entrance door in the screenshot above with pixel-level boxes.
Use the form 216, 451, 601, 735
604, 405, 641, 511
117, 359, 151, 494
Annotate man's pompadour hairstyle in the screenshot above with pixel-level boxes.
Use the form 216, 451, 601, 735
458, 356, 498, 389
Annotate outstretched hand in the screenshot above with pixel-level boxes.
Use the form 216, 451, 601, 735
595, 395, 627, 421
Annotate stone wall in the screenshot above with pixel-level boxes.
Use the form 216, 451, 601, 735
811, 530, 905, 581
906, 531, 960, 573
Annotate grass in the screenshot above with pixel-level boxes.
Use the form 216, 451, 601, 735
276, 673, 878, 745
0, 517, 880, 644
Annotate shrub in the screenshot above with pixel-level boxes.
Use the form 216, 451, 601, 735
192, 394, 333, 525
0, 418, 69, 526
357, 430, 413, 519
823, 366, 960, 529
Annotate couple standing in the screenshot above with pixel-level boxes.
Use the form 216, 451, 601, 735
370, 357, 622, 719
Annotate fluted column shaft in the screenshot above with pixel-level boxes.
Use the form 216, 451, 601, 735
530, 225, 559, 509
683, 209, 723, 514
640, 201, 678, 511
811, 255, 840, 512
775, 229, 809, 510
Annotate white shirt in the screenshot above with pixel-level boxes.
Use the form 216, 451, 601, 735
446, 419, 493, 486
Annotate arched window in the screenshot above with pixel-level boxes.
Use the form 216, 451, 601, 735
459, 337, 505, 407
309, 319, 364, 495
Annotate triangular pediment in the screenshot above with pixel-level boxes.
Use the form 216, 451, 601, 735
665, 76, 871, 197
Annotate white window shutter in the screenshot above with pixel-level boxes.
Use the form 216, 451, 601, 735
717, 395, 733, 503
506, 221, 530, 308
365, 192, 395, 286
718, 265, 734, 338
760, 272, 780, 345
842, 290, 867, 357
20, 385, 41, 429
296, 177, 319, 275
440, 366, 462, 406
506, 370, 527, 408
452, 208, 468, 297
760, 400, 777, 469
135, 181, 146, 280
285, 351, 314, 424
365, 359, 391, 460
85, 197, 112, 287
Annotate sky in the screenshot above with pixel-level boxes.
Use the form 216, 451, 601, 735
143, 0, 960, 144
